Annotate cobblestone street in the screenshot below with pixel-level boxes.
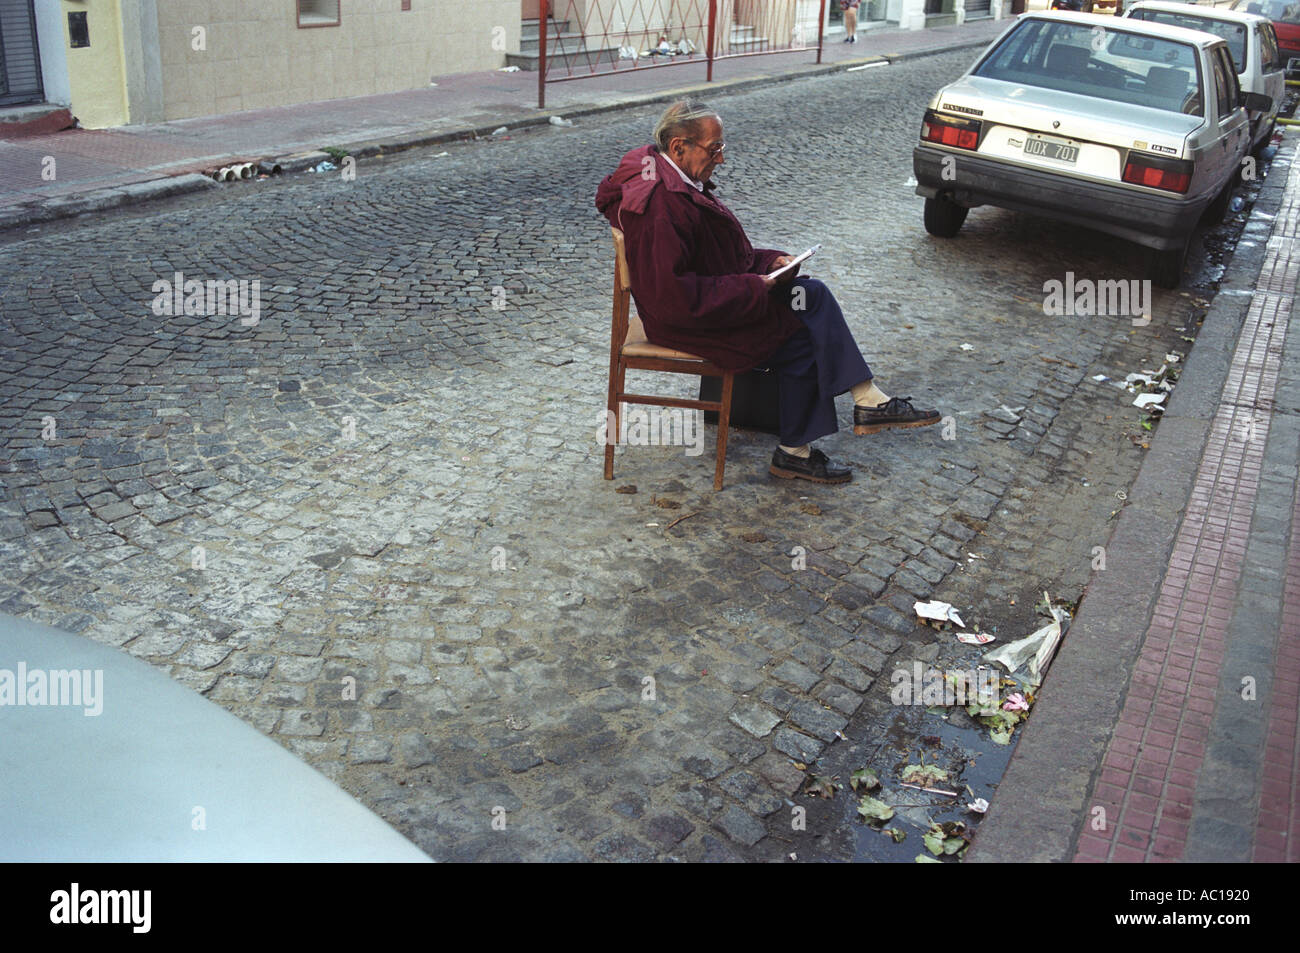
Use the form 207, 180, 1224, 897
0, 48, 1257, 860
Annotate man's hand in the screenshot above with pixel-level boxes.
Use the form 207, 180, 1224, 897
767, 254, 800, 287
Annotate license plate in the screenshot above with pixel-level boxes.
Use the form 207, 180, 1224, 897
1023, 134, 1079, 164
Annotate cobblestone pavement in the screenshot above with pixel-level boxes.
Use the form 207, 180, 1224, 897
0, 49, 1263, 860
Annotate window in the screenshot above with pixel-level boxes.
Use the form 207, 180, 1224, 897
973, 20, 1203, 115
298, 0, 341, 28
1214, 46, 1241, 116
1260, 24, 1282, 72
1129, 11, 1247, 72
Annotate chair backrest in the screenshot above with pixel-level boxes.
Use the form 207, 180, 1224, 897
610, 227, 649, 346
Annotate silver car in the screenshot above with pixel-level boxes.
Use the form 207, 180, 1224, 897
913, 12, 1271, 287
1125, 0, 1284, 153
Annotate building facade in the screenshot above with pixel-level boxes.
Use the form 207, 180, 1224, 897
4, 0, 1003, 130
15, 0, 519, 128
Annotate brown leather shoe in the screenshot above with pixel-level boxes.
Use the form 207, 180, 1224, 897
854, 396, 940, 435
769, 447, 852, 484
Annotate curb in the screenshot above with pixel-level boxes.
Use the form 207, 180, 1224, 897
0, 173, 219, 232
0, 32, 1000, 233
968, 140, 1296, 863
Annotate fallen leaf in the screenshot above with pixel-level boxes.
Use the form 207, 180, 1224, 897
850, 767, 881, 792
615, 485, 637, 494
804, 774, 839, 799
857, 795, 895, 825
901, 763, 950, 786
799, 503, 822, 516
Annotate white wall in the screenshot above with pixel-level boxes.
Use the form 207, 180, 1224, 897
36, 0, 70, 105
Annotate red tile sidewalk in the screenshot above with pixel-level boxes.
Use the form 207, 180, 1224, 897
1073, 162, 1300, 864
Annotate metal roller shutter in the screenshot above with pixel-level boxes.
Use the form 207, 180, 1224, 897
0, 0, 43, 105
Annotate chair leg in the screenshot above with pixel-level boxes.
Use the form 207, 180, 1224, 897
714, 372, 734, 491
604, 361, 626, 480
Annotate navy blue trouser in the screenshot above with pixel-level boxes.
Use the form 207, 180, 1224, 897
755, 278, 872, 447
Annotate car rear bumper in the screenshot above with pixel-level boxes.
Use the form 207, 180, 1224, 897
913, 145, 1206, 251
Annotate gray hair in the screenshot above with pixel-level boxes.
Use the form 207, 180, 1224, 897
654, 100, 720, 152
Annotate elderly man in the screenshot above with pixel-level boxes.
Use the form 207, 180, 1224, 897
595, 100, 938, 484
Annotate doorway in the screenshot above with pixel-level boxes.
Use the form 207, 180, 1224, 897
0, 0, 45, 106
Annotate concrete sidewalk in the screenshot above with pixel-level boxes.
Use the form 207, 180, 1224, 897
0, 17, 1007, 231
973, 141, 1300, 863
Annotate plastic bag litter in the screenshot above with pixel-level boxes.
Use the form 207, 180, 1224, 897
984, 598, 1066, 681
549, 115, 573, 127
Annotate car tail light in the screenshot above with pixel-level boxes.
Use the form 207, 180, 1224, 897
1122, 152, 1192, 194
921, 110, 982, 150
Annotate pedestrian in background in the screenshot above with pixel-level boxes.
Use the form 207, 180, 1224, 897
842, 0, 860, 43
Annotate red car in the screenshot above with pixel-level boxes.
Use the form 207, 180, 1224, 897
1234, 0, 1300, 77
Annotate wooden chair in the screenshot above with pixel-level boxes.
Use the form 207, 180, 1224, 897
605, 227, 735, 490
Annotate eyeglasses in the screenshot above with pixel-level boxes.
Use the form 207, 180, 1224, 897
684, 139, 726, 158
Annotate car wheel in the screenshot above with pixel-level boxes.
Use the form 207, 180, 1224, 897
1204, 180, 1234, 224
1252, 118, 1276, 157
923, 196, 968, 238
1150, 235, 1190, 290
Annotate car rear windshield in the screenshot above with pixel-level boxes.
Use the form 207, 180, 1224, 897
1234, 1, 1300, 25
1128, 11, 1247, 71
973, 20, 1204, 116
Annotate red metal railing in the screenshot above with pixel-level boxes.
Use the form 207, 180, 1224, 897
538, 0, 826, 108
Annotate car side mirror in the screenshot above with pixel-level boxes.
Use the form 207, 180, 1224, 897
1241, 91, 1273, 112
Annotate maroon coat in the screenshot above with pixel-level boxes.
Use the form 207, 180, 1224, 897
595, 144, 803, 372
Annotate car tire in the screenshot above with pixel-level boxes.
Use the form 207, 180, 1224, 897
1252, 118, 1276, 157
1204, 180, 1234, 224
1151, 235, 1190, 290
923, 196, 968, 238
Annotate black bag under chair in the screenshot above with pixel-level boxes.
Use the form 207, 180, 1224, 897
699, 369, 781, 435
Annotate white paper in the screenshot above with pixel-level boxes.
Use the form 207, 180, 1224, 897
915, 600, 965, 628
766, 244, 820, 281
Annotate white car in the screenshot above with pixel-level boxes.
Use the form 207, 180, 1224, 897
1126, 0, 1284, 152
913, 12, 1272, 287
1, 612, 432, 861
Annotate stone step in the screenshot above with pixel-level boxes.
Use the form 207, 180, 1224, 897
521, 18, 571, 42
728, 35, 770, 53
0, 103, 74, 138
505, 45, 623, 72
519, 31, 588, 54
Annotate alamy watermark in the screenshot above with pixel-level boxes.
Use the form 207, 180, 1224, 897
0, 662, 103, 716
890, 661, 999, 706
1042, 271, 1151, 324
151, 270, 261, 326
597, 407, 704, 457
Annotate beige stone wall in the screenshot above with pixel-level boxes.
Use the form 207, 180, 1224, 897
157, 0, 520, 121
